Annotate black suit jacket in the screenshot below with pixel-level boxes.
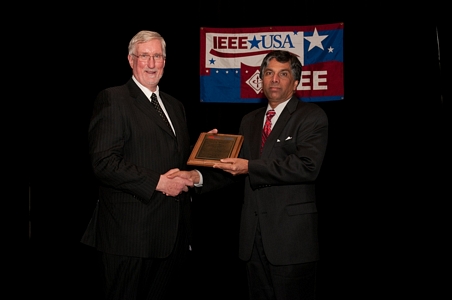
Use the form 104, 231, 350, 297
81, 78, 192, 258
202, 96, 328, 265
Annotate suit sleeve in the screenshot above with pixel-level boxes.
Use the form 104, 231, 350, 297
88, 89, 157, 202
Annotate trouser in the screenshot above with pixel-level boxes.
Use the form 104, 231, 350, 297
246, 222, 317, 300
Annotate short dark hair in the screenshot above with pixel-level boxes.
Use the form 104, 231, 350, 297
259, 50, 302, 84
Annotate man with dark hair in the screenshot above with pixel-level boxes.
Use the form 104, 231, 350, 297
171, 50, 328, 299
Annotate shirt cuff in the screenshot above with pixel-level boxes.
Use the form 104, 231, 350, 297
194, 169, 203, 187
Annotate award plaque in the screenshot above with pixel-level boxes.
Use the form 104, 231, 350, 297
187, 133, 244, 167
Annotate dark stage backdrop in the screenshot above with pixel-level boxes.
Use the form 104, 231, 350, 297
30, 3, 447, 299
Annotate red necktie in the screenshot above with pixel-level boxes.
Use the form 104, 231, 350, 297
261, 110, 275, 152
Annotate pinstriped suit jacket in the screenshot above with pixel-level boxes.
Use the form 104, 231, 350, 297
81, 78, 192, 258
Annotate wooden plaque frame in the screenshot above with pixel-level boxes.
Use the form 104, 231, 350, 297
187, 133, 244, 167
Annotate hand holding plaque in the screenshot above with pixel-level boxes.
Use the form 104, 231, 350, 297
187, 133, 244, 167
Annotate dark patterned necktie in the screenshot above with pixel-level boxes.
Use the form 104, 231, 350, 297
261, 109, 275, 152
150, 93, 173, 134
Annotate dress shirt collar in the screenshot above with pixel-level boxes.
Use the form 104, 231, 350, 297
132, 76, 160, 101
263, 97, 291, 127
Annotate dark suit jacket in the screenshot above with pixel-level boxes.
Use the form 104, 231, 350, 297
81, 78, 192, 259
202, 96, 328, 265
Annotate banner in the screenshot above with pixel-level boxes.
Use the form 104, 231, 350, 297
200, 23, 344, 103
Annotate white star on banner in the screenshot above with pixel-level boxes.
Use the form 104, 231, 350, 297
304, 28, 328, 51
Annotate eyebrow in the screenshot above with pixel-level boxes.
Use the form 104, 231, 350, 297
265, 68, 291, 74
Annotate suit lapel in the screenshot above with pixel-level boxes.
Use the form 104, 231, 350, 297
261, 97, 299, 157
128, 80, 175, 139
250, 108, 266, 158
159, 95, 182, 149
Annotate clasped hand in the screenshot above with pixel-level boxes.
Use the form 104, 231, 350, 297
167, 158, 249, 187
156, 168, 193, 197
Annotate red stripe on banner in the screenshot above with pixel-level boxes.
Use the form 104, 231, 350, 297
210, 49, 301, 59
239, 61, 344, 99
296, 61, 344, 98
210, 49, 271, 58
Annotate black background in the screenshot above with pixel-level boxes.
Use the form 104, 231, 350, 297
30, 3, 448, 299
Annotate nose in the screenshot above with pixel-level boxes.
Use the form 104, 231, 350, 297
147, 56, 156, 67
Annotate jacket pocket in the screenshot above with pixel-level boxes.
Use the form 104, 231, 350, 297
285, 202, 317, 216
